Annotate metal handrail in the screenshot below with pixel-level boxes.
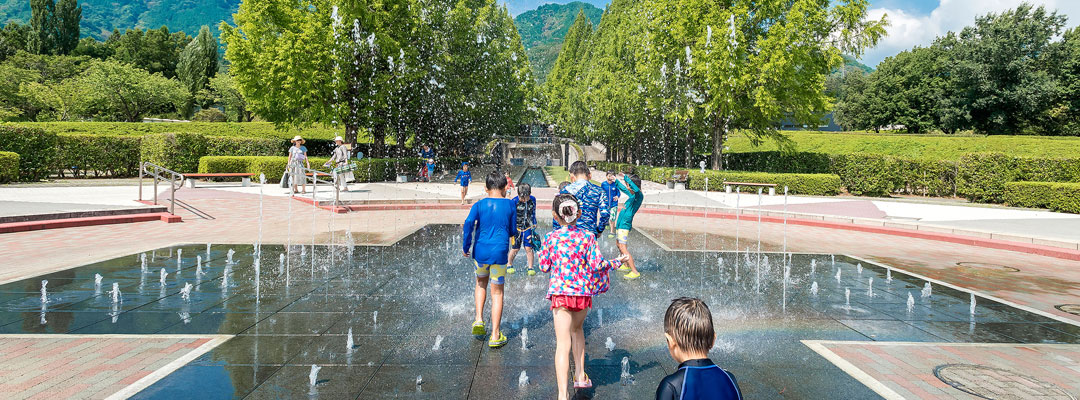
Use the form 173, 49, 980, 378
298, 166, 340, 207
138, 161, 184, 214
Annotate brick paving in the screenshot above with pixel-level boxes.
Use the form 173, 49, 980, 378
805, 341, 1080, 399
0, 334, 228, 400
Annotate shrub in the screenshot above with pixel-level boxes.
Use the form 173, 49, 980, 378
140, 132, 209, 173
56, 135, 142, 178
0, 125, 59, 181
957, 153, 1019, 203
725, 151, 833, 174
1004, 182, 1080, 214
205, 136, 282, 157
899, 159, 957, 197
198, 156, 423, 183
192, 109, 228, 122
831, 154, 904, 196
687, 170, 842, 196
0, 151, 18, 183
1015, 157, 1080, 183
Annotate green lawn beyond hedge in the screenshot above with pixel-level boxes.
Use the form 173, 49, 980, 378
726, 131, 1080, 160
9, 122, 359, 141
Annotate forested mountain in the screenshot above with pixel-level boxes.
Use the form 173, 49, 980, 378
0, 0, 238, 39
514, 1, 602, 83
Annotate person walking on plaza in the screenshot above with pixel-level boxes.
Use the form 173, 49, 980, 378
539, 194, 626, 400
601, 171, 621, 238
554, 161, 610, 237
504, 171, 515, 198
324, 136, 353, 192
462, 171, 516, 348
455, 162, 472, 204
615, 173, 644, 279
655, 297, 742, 400
506, 183, 537, 276
287, 136, 310, 194
419, 145, 436, 182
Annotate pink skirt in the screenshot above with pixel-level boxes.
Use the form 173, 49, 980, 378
550, 295, 593, 312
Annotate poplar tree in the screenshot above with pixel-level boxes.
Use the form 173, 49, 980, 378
27, 0, 57, 55
55, 0, 81, 55
177, 26, 219, 110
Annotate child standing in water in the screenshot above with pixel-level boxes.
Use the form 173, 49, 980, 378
507, 183, 537, 276
539, 194, 627, 399
462, 171, 516, 348
454, 162, 472, 205
616, 173, 643, 279
601, 171, 621, 238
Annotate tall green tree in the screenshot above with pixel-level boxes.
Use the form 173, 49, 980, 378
204, 72, 253, 122
106, 27, 191, 78
55, 0, 81, 55
177, 26, 219, 111
79, 59, 188, 121
27, 0, 57, 55
542, 9, 593, 138
0, 23, 30, 61
940, 4, 1065, 135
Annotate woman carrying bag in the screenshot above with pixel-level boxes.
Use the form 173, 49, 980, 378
325, 136, 355, 192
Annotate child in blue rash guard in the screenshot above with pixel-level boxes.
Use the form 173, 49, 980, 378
506, 183, 538, 276
462, 171, 516, 348
600, 171, 621, 238
454, 162, 472, 205
656, 298, 742, 400
553, 161, 610, 237
616, 173, 644, 279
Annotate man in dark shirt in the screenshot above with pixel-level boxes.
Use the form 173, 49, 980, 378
656, 297, 742, 400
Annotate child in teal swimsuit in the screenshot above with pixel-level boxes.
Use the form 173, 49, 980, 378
616, 174, 643, 279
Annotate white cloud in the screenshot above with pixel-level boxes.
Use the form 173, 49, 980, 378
861, 0, 1080, 66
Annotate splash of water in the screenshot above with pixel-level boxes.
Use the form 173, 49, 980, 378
279, 253, 286, 275
907, 293, 915, 313
159, 268, 167, 285
94, 273, 103, 294
206, 243, 211, 256
597, 309, 603, 327
810, 259, 816, 274
835, 269, 841, 284
415, 374, 423, 389
181, 283, 193, 301
518, 370, 529, 388
432, 335, 443, 351
620, 356, 634, 385
227, 249, 235, 264
177, 249, 183, 270
605, 337, 615, 352
110, 282, 121, 304
886, 268, 892, 283
40, 280, 48, 305
969, 293, 976, 316
196, 255, 203, 275
373, 311, 378, 325
844, 288, 851, 309
346, 327, 354, 352
856, 263, 862, 275
866, 277, 873, 297
810, 281, 819, 296
521, 328, 528, 351
140, 253, 148, 274
921, 282, 932, 298
309, 364, 321, 387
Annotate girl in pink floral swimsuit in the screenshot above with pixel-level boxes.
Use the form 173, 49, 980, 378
538, 193, 626, 399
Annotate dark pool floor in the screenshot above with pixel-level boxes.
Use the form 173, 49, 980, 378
1, 224, 1077, 399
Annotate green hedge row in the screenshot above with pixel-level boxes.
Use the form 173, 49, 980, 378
140, 132, 281, 173
0, 151, 18, 183
957, 153, 1080, 203
688, 170, 843, 196
198, 156, 425, 183
56, 135, 142, 178
0, 126, 58, 181
1003, 182, 1080, 213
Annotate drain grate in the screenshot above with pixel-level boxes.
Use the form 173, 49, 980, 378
934, 364, 1076, 399
955, 262, 1020, 273
1055, 304, 1080, 316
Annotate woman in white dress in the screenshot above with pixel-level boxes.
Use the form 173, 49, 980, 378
288, 136, 310, 194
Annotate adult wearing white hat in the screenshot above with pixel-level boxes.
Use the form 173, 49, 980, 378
288, 136, 310, 194
325, 136, 354, 192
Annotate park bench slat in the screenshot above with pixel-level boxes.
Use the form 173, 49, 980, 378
725, 181, 777, 187
183, 173, 256, 178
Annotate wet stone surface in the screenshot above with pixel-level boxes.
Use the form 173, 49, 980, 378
1, 224, 1077, 399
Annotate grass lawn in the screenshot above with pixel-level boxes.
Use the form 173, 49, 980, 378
726, 130, 1080, 159
545, 166, 602, 186
7, 122, 366, 141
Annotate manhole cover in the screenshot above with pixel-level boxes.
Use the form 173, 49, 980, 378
956, 262, 1020, 273
1055, 304, 1080, 316
934, 364, 1076, 399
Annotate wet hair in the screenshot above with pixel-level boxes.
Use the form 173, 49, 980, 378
552, 193, 579, 224
628, 174, 642, 193
558, 181, 570, 192
486, 171, 507, 190
569, 161, 590, 176
518, 183, 532, 199
606, 170, 615, 177
664, 297, 715, 355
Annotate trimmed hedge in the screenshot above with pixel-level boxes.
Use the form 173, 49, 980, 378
139, 132, 208, 173
1004, 182, 1080, 214
0, 151, 18, 183
56, 135, 141, 178
198, 156, 424, 183
725, 151, 832, 174
957, 153, 1080, 203
830, 154, 904, 196
0, 126, 58, 181
687, 170, 843, 196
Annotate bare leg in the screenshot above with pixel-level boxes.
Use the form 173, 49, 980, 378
526, 247, 536, 269
571, 309, 589, 382
490, 283, 504, 339
617, 242, 638, 274
553, 308, 573, 400
474, 276, 488, 323
507, 247, 520, 268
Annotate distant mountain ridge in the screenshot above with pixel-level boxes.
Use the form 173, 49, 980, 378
0, 0, 238, 39
514, 1, 602, 83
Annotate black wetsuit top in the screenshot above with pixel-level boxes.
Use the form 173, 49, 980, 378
655, 358, 742, 400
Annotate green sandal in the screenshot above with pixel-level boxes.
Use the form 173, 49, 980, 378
488, 332, 508, 348
471, 321, 486, 336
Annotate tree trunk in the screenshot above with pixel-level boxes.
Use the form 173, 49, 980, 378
711, 115, 725, 170
370, 124, 386, 158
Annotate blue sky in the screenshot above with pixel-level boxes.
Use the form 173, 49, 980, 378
504, 0, 1080, 67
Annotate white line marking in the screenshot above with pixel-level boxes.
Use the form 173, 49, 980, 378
106, 335, 232, 400
801, 340, 907, 400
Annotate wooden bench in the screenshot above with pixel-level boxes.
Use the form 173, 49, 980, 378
725, 181, 777, 195
667, 170, 690, 190
183, 173, 256, 188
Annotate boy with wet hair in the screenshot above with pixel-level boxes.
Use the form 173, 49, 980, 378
656, 297, 742, 400
600, 171, 621, 238
462, 171, 516, 348
507, 183, 538, 276
454, 162, 472, 205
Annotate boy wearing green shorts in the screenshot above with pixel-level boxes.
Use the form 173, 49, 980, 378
462, 171, 516, 348
616, 174, 643, 279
